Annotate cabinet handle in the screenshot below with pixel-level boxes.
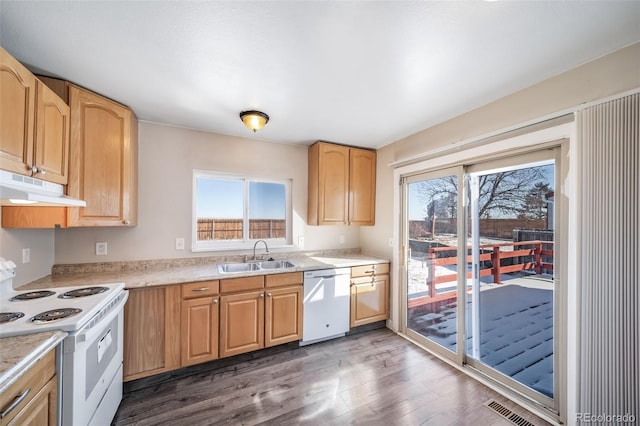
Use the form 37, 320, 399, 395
352, 282, 376, 288
122, 220, 131, 225
36, 167, 46, 176
192, 288, 210, 292
364, 270, 375, 274
0, 387, 30, 418
27, 165, 38, 175
267, 293, 272, 297
259, 293, 265, 298
212, 299, 218, 304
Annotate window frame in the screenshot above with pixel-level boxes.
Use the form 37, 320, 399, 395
192, 170, 292, 252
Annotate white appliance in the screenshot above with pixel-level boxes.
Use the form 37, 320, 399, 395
0, 259, 128, 426
0, 169, 86, 206
301, 268, 351, 346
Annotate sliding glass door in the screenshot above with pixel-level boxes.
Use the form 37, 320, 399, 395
402, 149, 559, 409
404, 167, 464, 360
465, 151, 557, 406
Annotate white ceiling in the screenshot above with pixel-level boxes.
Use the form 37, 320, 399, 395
1, 1, 639, 149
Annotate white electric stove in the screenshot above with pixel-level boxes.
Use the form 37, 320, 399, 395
0, 281, 125, 338
0, 259, 129, 426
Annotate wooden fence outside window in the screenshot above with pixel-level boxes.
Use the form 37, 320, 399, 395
197, 218, 285, 240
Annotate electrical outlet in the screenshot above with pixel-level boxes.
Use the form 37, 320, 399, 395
96, 242, 108, 256
297, 236, 305, 248
175, 237, 185, 250
22, 248, 30, 264
339, 235, 345, 244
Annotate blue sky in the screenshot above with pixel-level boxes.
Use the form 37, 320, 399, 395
196, 178, 285, 219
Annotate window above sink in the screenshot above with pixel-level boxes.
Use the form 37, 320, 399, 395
192, 171, 293, 252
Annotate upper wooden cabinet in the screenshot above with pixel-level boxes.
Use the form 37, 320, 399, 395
0, 47, 70, 184
348, 147, 376, 225
308, 141, 376, 226
67, 84, 138, 226
35, 81, 70, 184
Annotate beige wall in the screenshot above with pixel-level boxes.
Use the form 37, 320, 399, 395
0, 225, 54, 287
360, 41, 640, 260
53, 122, 360, 264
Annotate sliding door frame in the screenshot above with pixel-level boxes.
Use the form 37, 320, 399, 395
392, 121, 575, 424
401, 165, 466, 365
463, 148, 561, 412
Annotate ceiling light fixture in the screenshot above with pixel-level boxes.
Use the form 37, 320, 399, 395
239, 110, 269, 132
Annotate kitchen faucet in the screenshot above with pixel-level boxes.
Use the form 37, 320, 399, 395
252, 240, 269, 261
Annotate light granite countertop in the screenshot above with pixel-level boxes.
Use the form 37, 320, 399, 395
18, 252, 390, 291
0, 330, 67, 395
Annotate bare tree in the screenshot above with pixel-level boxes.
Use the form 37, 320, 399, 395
417, 166, 550, 219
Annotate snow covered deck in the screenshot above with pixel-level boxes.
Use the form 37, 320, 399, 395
407, 258, 554, 398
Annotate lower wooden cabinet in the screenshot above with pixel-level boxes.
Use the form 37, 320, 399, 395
123, 286, 181, 381
219, 272, 303, 358
0, 349, 57, 426
220, 290, 265, 358
350, 263, 390, 327
265, 285, 303, 347
181, 297, 219, 366
180, 281, 220, 366
122, 272, 302, 377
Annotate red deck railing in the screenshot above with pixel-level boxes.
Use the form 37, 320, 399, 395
408, 240, 554, 308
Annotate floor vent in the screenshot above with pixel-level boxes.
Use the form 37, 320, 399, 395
485, 400, 536, 426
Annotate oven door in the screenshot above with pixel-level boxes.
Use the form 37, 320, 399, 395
61, 291, 128, 426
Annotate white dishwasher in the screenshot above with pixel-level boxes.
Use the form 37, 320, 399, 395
300, 268, 351, 346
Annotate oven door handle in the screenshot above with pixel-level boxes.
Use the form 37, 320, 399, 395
74, 291, 129, 348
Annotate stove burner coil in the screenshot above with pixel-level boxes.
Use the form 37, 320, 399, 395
9, 290, 56, 301
58, 286, 108, 299
31, 308, 82, 323
0, 312, 25, 324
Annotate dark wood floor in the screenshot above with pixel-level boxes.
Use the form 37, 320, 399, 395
113, 328, 551, 425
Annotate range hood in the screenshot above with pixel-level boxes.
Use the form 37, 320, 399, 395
0, 170, 86, 207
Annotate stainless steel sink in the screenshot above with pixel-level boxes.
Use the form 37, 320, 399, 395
217, 263, 260, 274
257, 260, 296, 270
217, 260, 295, 274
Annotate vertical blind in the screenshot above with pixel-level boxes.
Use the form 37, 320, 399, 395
578, 93, 638, 420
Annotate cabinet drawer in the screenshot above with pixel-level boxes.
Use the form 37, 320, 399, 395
351, 263, 389, 278
0, 349, 55, 425
220, 276, 264, 294
265, 272, 303, 288
181, 280, 219, 298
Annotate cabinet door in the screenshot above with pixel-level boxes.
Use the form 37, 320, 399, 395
0, 349, 55, 426
8, 376, 58, 426
181, 296, 219, 366
315, 142, 350, 225
0, 47, 35, 175
68, 84, 138, 226
265, 285, 302, 347
123, 286, 181, 381
350, 274, 389, 327
34, 81, 69, 184
349, 147, 376, 225
220, 291, 264, 358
